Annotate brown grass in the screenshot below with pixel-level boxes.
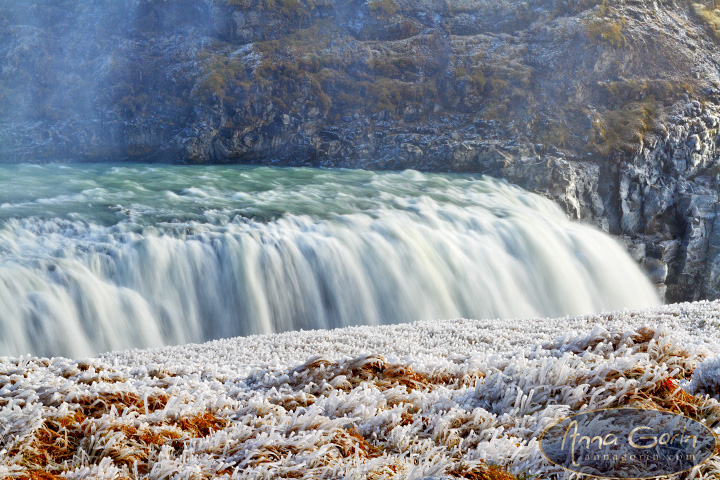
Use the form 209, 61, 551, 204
18, 473, 65, 480
449, 461, 518, 480
177, 412, 228, 438
281, 354, 484, 397
344, 426, 381, 458
242, 424, 382, 469
10, 396, 228, 478
72, 391, 169, 417
12, 411, 87, 469
630, 376, 719, 420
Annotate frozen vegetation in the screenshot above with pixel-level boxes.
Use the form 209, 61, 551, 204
2, 301, 720, 478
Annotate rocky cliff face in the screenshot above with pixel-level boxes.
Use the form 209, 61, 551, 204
620, 101, 720, 302
1, 0, 720, 301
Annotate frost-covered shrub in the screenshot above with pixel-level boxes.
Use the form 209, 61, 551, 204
688, 356, 720, 398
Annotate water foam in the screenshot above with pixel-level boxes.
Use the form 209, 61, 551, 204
0, 165, 659, 357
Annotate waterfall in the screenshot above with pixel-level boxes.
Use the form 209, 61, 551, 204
0, 165, 660, 358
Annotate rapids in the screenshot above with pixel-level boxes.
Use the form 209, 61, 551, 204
0, 164, 659, 357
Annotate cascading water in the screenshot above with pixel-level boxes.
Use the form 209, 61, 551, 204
0, 164, 660, 358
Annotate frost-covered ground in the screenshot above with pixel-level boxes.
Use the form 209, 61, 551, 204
4, 301, 720, 478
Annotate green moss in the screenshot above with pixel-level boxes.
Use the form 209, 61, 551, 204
482, 100, 509, 120
529, 77, 694, 155
272, 0, 305, 16
255, 20, 337, 57
692, 3, 720, 39
225, 0, 253, 7
540, 122, 570, 148
585, 18, 626, 47
191, 0, 714, 161
370, 56, 421, 79
468, 67, 487, 85
368, 0, 398, 18
552, 0, 607, 16
579, 1, 626, 47
225, 0, 318, 18
195, 52, 248, 103
600, 79, 694, 106
590, 100, 658, 154
444, 44, 531, 114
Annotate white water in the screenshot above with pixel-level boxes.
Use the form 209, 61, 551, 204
0, 164, 659, 358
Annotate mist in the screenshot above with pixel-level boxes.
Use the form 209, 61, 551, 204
0, 0, 222, 162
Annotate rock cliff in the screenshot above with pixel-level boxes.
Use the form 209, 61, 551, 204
1, 0, 720, 301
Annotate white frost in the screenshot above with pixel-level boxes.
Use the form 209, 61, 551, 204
1, 301, 720, 478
